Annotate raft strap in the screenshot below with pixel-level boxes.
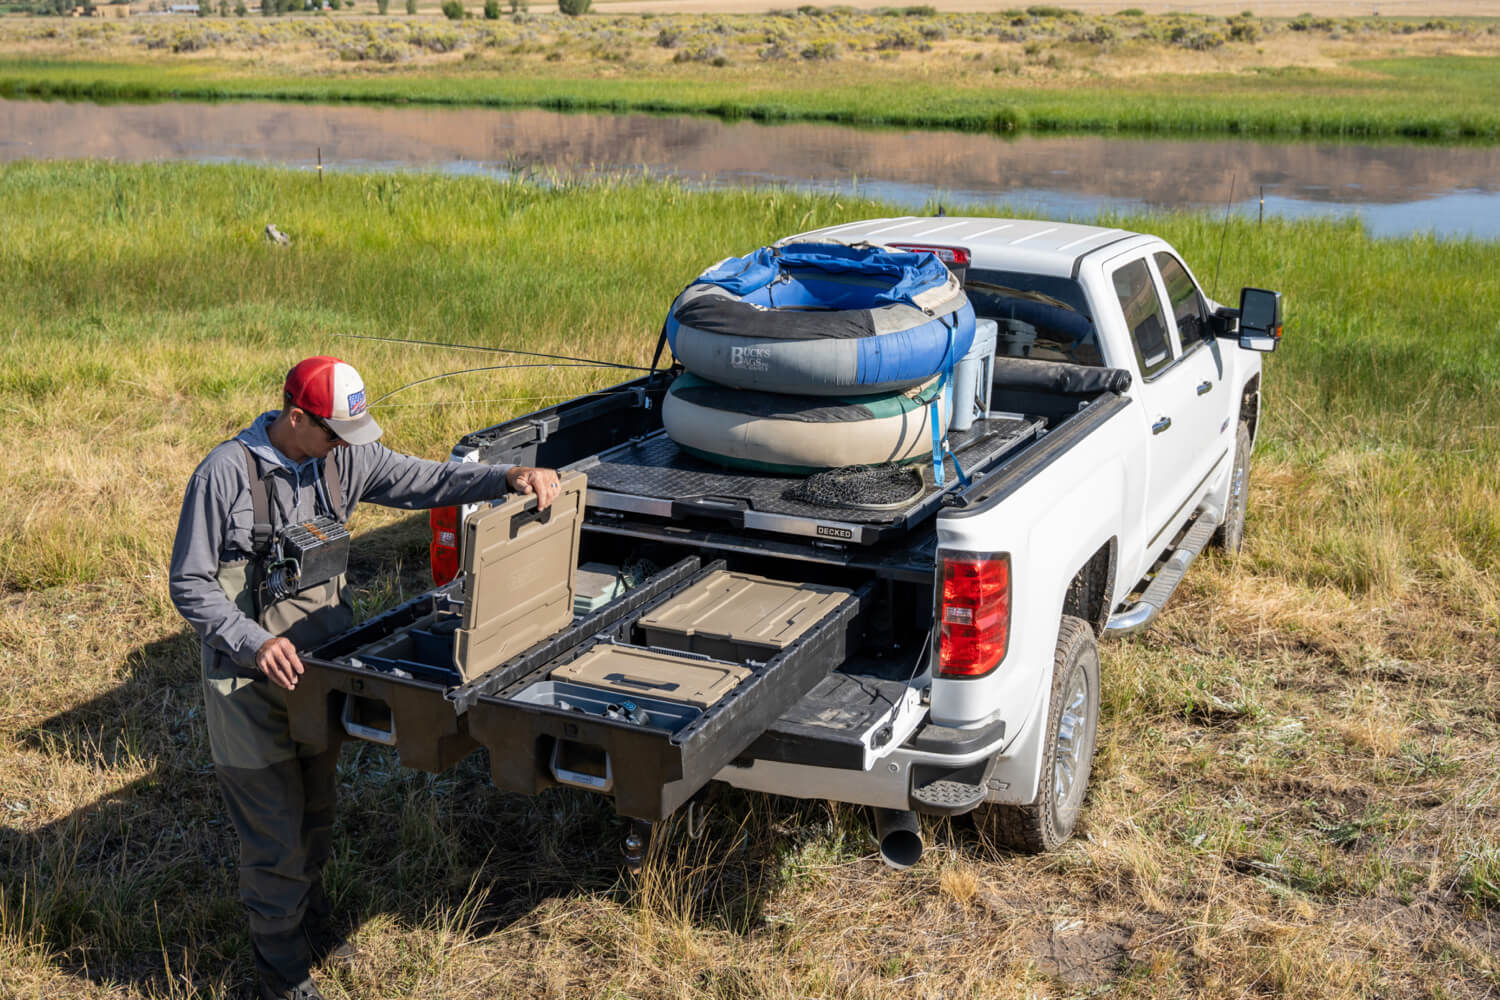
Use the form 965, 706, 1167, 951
927, 317, 973, 493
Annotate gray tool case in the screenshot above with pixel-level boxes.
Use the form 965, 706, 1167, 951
287, 473, 868, 821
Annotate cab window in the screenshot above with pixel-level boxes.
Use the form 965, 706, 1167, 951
1111, 258, 1173, 377
1154, 252, 1209, 346
963, 269, 1102, 366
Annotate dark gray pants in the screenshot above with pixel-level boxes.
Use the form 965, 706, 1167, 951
204, 643, 344, 987
215, 747, 339, 984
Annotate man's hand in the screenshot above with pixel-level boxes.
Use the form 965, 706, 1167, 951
256, 636, 304, 690
506, 466, 563, 510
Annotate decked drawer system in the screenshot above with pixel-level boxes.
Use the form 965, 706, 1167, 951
578, 419, 1041, 546
290, 480, 867, 821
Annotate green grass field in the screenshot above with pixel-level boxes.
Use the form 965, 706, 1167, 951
1, 161, 1497, 998
2, 11, 1500, 138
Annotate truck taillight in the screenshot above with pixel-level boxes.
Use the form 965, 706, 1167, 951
937, 552, 1010, 678
430, 506, 460, 586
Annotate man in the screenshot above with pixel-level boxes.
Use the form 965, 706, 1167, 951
169, 356, 561, 1000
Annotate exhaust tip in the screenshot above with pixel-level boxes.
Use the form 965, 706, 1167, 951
873, 808, 923, 870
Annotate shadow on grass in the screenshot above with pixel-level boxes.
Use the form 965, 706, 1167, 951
1, 514, 799, 997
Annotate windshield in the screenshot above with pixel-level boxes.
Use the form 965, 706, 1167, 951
964, 269, 1102, 366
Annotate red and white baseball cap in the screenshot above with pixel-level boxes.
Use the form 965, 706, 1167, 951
283, 356, 383, 446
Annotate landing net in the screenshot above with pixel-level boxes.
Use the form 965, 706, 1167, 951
783, 464, 926, 511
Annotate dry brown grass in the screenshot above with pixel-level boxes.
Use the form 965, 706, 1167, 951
3, 11, 1499, 85
2, 455, 1497, 996
602, 1, 1500, 15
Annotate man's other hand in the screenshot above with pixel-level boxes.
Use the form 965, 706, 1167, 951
506, 466, 563, 510
256, 636, 304, 690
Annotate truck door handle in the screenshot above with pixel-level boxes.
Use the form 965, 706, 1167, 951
1152, 416, 1172, 435
1196, 381, 1213, 396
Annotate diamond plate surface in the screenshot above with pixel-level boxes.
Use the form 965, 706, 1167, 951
587, 417, 1038, 527
912, 779, 986, 809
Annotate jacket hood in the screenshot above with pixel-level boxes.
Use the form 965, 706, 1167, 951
235, 411, 315, 476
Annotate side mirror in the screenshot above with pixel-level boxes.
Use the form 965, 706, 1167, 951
1237, 287, 1282, 353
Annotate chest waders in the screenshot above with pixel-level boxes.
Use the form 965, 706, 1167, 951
204, 444, 354, 991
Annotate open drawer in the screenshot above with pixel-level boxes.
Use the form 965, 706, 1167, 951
466, 567, 869, 821
287, 582, 478, 772
288, 554, 709, 771
288, 473, 586, 770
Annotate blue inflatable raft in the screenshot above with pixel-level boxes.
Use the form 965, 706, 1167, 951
665, 242, 976, 397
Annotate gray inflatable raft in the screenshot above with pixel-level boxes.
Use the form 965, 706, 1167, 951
662, 372, 949, 474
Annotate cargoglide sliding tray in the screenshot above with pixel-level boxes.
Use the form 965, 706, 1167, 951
577, 415, 1043, 546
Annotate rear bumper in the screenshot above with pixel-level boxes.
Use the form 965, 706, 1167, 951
720, 714, 1014, 815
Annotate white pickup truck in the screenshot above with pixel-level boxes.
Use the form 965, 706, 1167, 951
289, 216, 1282, 865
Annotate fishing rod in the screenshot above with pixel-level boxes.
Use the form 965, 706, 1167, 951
338, 332, 656, 373
369, 363, 635, 406
375, 387, 646, 408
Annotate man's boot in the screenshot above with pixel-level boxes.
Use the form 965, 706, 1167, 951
253, 927, 322, 1000
302, 906, 361, 968
257, 976, 324, 1000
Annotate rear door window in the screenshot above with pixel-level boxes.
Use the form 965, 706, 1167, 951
1154, 252, 1209, 348
963, 269, 1102, 366
1110, 257, 1174, 378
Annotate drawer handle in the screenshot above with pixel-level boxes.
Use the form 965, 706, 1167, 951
603, 671, 678, 692
550, 741, 613, 793
508, 500, 554, 539
341, 696, 397, 746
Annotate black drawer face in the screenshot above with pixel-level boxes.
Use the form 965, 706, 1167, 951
468, 574, 867, 821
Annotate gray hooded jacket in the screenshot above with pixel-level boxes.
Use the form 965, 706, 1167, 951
169, 411, 514, 669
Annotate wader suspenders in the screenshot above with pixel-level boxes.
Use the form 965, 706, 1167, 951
321, 451, 344, 518
239, 442, 275, 620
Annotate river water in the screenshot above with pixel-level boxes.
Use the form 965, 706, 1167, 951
3, 98, 1497, 239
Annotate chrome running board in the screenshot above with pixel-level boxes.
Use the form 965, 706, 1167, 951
1105, 512, 1220, 637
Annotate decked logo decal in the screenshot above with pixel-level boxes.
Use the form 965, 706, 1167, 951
816, 524, 854, 540
729, 346, 773, 371
347, 389, 367, 416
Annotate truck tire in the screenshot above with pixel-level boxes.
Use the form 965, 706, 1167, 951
981, 615, 1100, 854
1211, 420, 1252, 553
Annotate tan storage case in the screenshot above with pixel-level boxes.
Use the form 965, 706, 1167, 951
550, 644, 751, 709
453, 472, 587, 681
637, 569, 853, 662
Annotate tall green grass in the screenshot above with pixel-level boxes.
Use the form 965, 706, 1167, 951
3, 55, 1498, 139
0, 160, 1495, 614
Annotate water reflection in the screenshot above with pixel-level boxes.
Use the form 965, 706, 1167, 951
3, 98, 1497, 239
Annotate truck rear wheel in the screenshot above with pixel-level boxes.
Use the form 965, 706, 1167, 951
980, 615, 1100, 854
1211, 420, 1251, 553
